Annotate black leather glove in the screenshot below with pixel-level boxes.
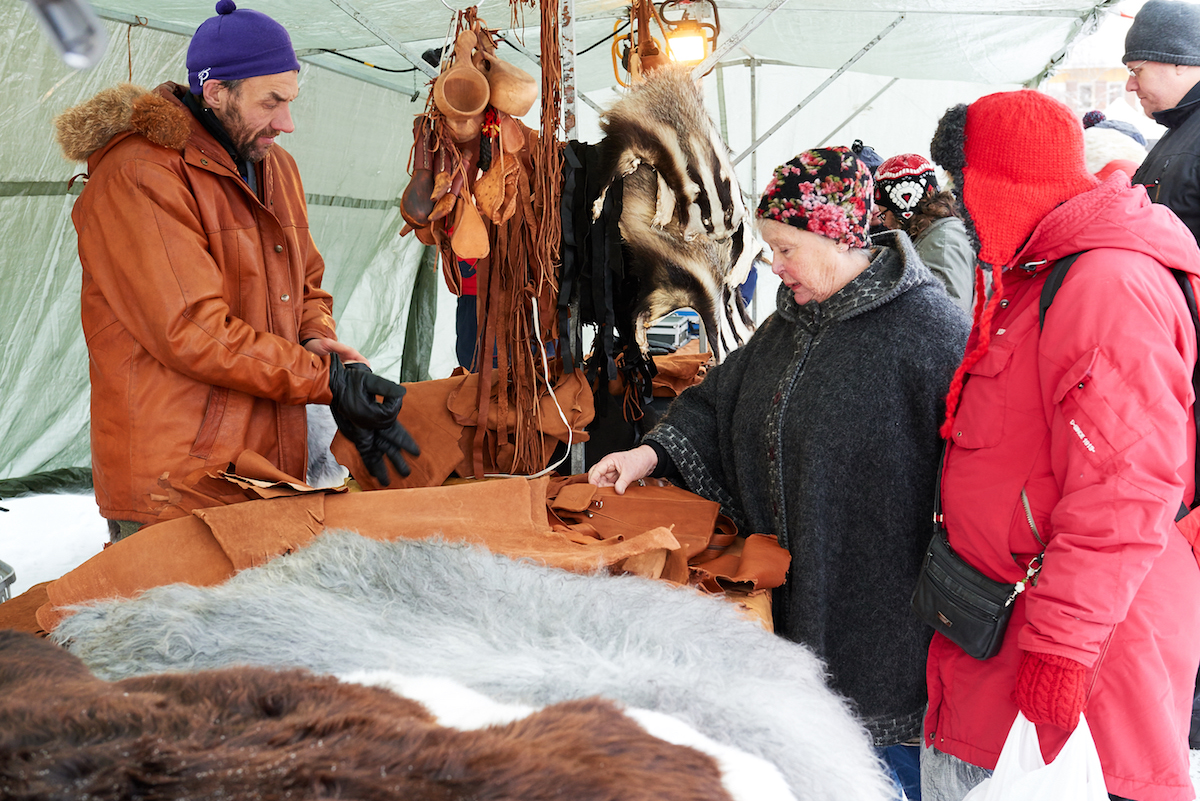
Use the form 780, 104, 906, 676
329, 362, 420, 486
328, 354, 405, 430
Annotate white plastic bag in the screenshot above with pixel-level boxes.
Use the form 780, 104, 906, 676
962, 712, 1108, 801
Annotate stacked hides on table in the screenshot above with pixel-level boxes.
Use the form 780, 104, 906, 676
47, 533, 895, 801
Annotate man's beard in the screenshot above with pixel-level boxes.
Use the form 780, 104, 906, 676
221, 104, 277, 163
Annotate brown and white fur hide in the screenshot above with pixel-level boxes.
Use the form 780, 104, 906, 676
0, 630, 735, 801
619, 163, 762, 361
596, 66, 762, 362
594, 65, 746, 242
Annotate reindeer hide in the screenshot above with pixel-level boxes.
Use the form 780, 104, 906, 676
51, 533, 896, 801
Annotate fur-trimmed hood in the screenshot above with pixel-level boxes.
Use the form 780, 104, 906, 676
54, 83, 193, 164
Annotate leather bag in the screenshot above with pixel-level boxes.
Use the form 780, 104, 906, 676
911, 527, 1020, 660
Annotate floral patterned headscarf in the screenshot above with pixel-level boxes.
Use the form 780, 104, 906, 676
756, 146, 873, 248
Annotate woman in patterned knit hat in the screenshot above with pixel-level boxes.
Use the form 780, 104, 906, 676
874, 153, 977, 315
589, 145, 969, 799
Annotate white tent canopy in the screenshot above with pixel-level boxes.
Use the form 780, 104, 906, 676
0, 0, 1119, 483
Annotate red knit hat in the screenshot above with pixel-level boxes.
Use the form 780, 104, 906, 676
954, 91, 1098, 267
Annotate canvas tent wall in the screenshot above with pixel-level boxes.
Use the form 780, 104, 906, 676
0, 0, 1119, 486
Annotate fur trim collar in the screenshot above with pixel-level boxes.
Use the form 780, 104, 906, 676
54, 83, 192, 164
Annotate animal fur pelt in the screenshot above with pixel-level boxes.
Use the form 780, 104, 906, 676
594, 65, 745, 242
590, 66, 763, 362
619, 163, 761, 360
54, 83, 191, 163
51, 532, 895, 801
306, 403, 348, 488
0, 630, 735, 801
339, 670, 797, 801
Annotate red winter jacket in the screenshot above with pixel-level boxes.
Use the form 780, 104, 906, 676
925, 174, 1200, 801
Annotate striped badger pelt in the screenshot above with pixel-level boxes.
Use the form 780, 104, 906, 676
594, 65, 747, 244
618, 163, 761, 360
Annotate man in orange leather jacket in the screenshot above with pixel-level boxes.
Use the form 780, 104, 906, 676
55, 2, 416, 539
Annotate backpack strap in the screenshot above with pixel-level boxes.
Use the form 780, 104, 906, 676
1174, 270, 1200, 516
1039, 252, 1200, 516
1037, 252, 1084, 331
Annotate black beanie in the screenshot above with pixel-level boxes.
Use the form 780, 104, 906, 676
850, 139, 884, 174
1124, 0, 1200, 66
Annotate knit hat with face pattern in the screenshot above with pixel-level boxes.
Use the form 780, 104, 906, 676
756, 146, 873, 248
930, 90, 1097, 270
874, 153, 939, 221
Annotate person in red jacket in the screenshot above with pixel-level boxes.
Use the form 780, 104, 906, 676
922, 89, 1200, 801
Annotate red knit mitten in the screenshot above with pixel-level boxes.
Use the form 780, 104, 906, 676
1014, 650, 1087, 731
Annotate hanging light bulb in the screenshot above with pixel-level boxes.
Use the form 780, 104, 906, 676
667, 16, 707, 62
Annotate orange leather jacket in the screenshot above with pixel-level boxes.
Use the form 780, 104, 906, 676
63, 83, 336, 524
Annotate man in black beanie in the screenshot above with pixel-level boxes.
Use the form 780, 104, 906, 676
1125, 0, 1200, 244
1124, 0, 1200, 752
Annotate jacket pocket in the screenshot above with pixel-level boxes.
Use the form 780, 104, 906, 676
190, 386, 229, 460
1052, 347, 1150, 470
948, 336, 1017, 449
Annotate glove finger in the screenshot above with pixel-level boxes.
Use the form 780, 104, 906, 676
361, 371, 406, 400
361, 449, 391, 487
378, 422, 420, 457
382, 443, 411, 478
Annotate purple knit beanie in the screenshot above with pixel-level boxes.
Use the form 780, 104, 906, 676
186, 1, 301, 95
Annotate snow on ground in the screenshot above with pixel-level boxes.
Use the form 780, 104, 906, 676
2, 491, 1200, 795
0, 493, 107, 598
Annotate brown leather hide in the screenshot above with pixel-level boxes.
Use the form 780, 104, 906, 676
0, 630, 732, 801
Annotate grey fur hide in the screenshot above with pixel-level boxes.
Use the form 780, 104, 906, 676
52, 532, 896, 801
306, 404, 348, 488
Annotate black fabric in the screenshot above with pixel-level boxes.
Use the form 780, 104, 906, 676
0, 468, 93, 499
643, 231, 970, 744
180, 91, 256, 190
1135, 80, 1200, 245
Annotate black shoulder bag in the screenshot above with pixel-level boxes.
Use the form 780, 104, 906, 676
911, 445, 1044, 660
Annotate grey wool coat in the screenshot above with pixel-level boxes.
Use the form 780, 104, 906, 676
645, 231, 970, 745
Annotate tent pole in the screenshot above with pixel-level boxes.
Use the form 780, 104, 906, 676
731, 13, 905, 167
323, 0, 440, 79
559, 0, 587, 475
816, 77, 898, 147
691, 0, 790, 80
749, 55, 758, 322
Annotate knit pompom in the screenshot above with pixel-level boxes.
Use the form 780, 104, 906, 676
930, 104, 968, 174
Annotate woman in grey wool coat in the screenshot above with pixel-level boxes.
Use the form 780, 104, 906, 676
589, 145, 970, 798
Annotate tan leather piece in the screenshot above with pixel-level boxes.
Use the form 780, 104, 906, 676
195, 493, 325, 572
691, 533, 791, 593
0, 582, 51, 635
651, 352, 713, 398
38, 514, 235, 632
330, 376, 467, 491
33, 476, 685, 632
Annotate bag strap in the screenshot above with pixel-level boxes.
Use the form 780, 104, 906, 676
1039, 252, 1200, 517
